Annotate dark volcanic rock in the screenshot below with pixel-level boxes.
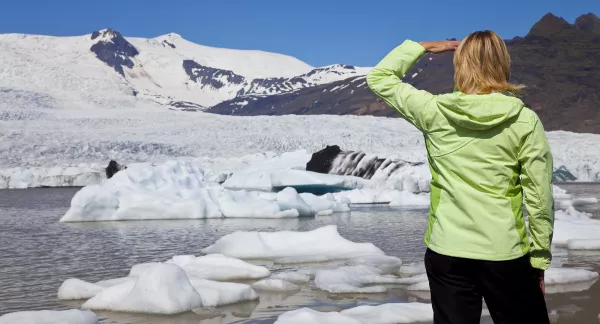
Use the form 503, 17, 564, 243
90, 29, 139, 76
182, 60, 246, 89
527, 13, 575, 38
306, 145, 342, 174
106, 160, 126, 179
575, 13, 600, 34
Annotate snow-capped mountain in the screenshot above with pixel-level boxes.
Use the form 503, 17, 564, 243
0, 29, 368, 111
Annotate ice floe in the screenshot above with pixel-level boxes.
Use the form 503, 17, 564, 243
270, 271, 311, 283
0, 309, 98, 324
314, 265, 401, 293
82, 263, 204, 314
201, 225, 384, 262
252, 279, 299, 292
60, 160, 349, 221
553, 207, 600, 246
57, 278, 104, 300
274, 303, 433, 324
567, 239, 600, 250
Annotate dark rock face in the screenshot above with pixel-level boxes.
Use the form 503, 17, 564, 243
162, 40, 176, 48
90, 29, 139, 76
169, 101, 206, 111
553, 166, 578, 182
208, 13, 600, 134
106, 160, 127, 179
182, 60, 245, 89
306, 145, 424, 180
306, 145, 342, 174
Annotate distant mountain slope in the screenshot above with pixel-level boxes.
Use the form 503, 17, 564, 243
0, 29, 365, 110
209, 13, 600, 134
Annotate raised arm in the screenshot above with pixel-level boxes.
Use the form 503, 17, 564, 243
366, 40, 459, 132
518, 116, 554, 271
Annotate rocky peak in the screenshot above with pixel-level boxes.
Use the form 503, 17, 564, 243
527, 13, 574, 38
90, 28, 139, 76
575, 13, 600, 34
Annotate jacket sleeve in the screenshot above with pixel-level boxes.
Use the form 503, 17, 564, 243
518, 116, 554, 270
366, 40, 436, 132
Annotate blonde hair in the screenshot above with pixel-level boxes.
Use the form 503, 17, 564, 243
453, 30, 524, 95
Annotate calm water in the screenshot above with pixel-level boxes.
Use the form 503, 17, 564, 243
0, 186, 599, 323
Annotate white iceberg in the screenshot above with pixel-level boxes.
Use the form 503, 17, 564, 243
314, 265, 401, 293
345, 255, 403, 274
333, 188, 429, 206
167, 253, 271, 280
270, 271, 311, 283
60, 160, 351, 222
82, 263, 204, 314
202, 225, 384, 262
189, 279, 258, 307
0, 310, 98, 324
275, 308, 361, 324
274, 303, 434, 324
572, 197, 599, 206
252, 279, 299, 292
340, 303, 433, 323
397, 263, 426, 277
545, 268, 599, 285
57, 278, 104, 300
553, 207, 600, 246
567, 239, 600, 250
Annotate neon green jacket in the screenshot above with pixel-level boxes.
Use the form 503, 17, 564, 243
367, 40, 554, 270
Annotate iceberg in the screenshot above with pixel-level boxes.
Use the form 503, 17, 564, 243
553, 207, 600, 246
82, 263, 204, 314
274, 303, 433, 324
0, 310, 98, 324
189, 279, 258, 307
314, 265, 401, 293
270, 271, 311, 283
166, 253, 271, 280
57, 278, 104, 300
252, 279, 300, 292
60, 160, 349, 222
333, 188, 429, 206
567, 239, 600, 250
201, 225, 384, 262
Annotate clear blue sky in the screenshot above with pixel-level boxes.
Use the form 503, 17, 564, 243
0, 0, 597, 67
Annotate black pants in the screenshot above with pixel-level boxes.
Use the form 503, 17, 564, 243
425, 248, 549, 324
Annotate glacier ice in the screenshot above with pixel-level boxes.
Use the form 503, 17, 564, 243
314, 265, 402, 293
567, 239, 600, 250
201, 225, 384, 262
270, 271, 311, 283
57, 278, 104, 300
0, 310, 98, 324
275, 308, 362, 324
553, 207, 600, 246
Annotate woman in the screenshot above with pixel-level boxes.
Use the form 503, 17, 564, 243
367, 31, 553, 324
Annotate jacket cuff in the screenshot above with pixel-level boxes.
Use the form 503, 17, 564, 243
393, 40, 427, 59
530, 255, 550, 271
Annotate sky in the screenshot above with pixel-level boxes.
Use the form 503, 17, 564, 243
0, 0, 597, 67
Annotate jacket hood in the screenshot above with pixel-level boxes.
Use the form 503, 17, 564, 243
437, 92, 524, 130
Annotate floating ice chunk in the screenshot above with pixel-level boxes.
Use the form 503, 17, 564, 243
299, 192, 350, 214
314, 265, 401, 293
57, 278, 104, 300
345, 255, 403, 274
189, 279, 258, 307
396, 273, 429, 285
217, 189, 299, 218
397, 263, 426, 276
94, 277, 133, 287
333, 189, 429, 206
83, 264, 203, 314
252, 279, 299, 292
277, 187, 313, 217
567, 239, 600, 250
545, 268, 599, 285
128, 262, 162, 277
202, 225, 384, 262
173, 254, 270, 280
572, 197, 598, 206
553, 185, 571, 199
0, 310, 98, 324
275, 303, 434, 324
553, 207, 600, 246
271, 271, 311, 283
340, 303, 434, 323
270, 170, 363, 192
275, 308, 361, 324
407, 280, 430, 291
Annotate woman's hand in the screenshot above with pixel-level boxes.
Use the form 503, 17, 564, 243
419, 40, 461, 54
